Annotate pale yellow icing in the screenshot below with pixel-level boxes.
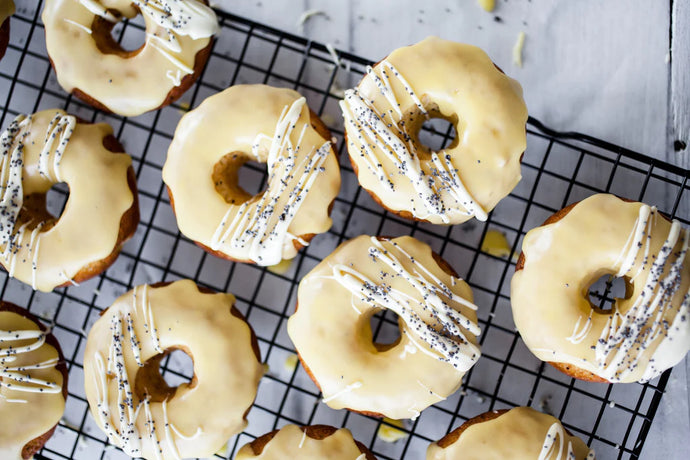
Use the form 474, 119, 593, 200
287, 235, 480, 419
41, 0, 218, 117
162, 84, 341, 266
340, 36, 527, 225
83, 279, 264, 459
0, 0, 14, 25
426, 407, 594, 460
0, 309, 65, 460
511, 194, 690, 383
0, 109, 134, 292
235, 425, 367, 460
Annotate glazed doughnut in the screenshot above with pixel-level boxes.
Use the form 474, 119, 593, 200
236, 424, 377, 460
0, 0, 13, 61
163, 84, 341, 266
0, 109, 138, 292
42, 0, 218, 117
288, 235, 481, 419
511, 193, 690, 383
427, 407, 595, 460
340, 36, 527, 225
83, 280, 263, 459
0, 301, 67, 460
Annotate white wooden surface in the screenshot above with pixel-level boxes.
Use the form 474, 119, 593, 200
214, 0, 689, 458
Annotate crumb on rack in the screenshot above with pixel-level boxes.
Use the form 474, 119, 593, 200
477, 0, 496, 12
284, 353, 299, 372
513, 31, 526, 67
377, 418, 407, 443
481, 229, 512, 258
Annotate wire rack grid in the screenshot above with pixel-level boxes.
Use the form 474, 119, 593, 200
2, 3, 690, 460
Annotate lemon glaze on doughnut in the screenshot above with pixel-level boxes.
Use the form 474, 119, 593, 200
235, 425, 370, 460
426, 407, 595, 460
511, 194, 690, 383
163, 84, 340, 266
42, 0, 218, 117
0, 307, 65, 460
288, 235, 480, 420
83, 280, 263, 460
0, 110, 135, 292
340, 37, 527, 225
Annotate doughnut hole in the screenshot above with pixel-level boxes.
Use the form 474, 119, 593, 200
134, 347, 196, 403
409, 104, 461, 157
16, 182, 70, 234
587, 272, 633, 313
364, 308, 402, 352
91, 8, 146, 56
212, 152, 268, 205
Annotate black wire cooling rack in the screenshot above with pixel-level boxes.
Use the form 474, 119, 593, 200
2, 3, 689, 460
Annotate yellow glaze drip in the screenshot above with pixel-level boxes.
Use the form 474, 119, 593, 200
235, 425, 366, 460
162, 84, 341, 266
0, 310, 65, 460
288, 235, 480, 419
0, 109, 133, 292
0, 0, 14, 25
427, 407, 594, 460
340, 37, 527, 225
511, 194, 690, 383
83, 280, 264, 460
41, 0, 218, 117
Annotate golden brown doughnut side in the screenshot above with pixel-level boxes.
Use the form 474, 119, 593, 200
435, 409, 509, 449
56, 133, 139, 288
166, 108, 338, 265
0, 301, 69, 460
244, 425, 377, 460
514, 195, 672, 383
293, 236, 462, 419
0, 17, 9, 61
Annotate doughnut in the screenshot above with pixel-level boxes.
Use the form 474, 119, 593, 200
511, 193, 690, 383
427, 407, 595, 459
83, 280, 264, 459
41, 0, 218, 117
340, 36, 527, 225
288, 235, 481, 419
236, 424, 377, 460
0, 301, 67, 460
0, 0, 13, 61
0, 109, 138, 292
163, 84, 341, 266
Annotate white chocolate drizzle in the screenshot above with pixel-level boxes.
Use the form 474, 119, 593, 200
596, 205, 689, 382
0, 112, 75, 289
0, 114, 30, 247
133, 0, 218, 40
339, 61, 487, 223
63, 18, 93, 34
91, 284, 198, 458
78, 0, 118, 22
0, 328, 62, 403
331, 236, 480, 370
210, 97, 331, 266
538, 422, 596, 460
